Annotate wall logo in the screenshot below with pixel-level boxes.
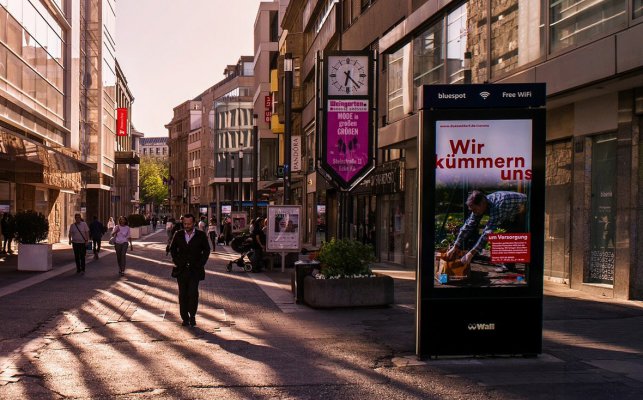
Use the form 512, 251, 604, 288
467, 322, 496, 331
479, 91, 491, 100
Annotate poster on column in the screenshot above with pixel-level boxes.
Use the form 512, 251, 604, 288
266, 205, 301, 252
434, 119, 532, 288
326, 99, 369, 184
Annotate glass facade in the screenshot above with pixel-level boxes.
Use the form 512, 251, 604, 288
214, 100, 254, 178
0, 1, 65, 123
387, 45, 406, 123
446, 4, 468, 84
550, 0, 628, 53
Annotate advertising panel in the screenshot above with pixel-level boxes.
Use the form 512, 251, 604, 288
326, 99, 370, 183
434, 119, 532, 288
417, 83, 546, 358
230, 212, 247, 233
266, 205, 301, 252
221, 205, 232, 215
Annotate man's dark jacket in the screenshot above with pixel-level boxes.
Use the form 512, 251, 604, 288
169, 229, 210, 280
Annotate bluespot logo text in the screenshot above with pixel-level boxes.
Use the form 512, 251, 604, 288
438, 92, 466, 100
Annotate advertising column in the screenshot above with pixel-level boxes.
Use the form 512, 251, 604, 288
417, 83, 546, 358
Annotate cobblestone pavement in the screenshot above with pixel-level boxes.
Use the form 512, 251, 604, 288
0, 230, 642, 399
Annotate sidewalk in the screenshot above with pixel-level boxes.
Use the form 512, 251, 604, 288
0, 230, 641, 399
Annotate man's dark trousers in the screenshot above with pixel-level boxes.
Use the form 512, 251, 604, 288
177, 268, 200, 323
72, 242, 86, 271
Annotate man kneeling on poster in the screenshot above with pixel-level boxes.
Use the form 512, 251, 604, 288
446, 190, 527, 271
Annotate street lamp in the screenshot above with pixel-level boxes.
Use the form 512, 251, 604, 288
284, 53, 293, 205
238, 149, 244, 212
252, 113, 258, 218
230, 154, 235, 213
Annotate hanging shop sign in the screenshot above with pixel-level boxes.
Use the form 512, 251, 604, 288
116, 108, 128, 137
321, 51, 375, 190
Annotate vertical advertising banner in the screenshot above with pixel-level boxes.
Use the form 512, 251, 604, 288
264, 95, 272, 123
434, 119, 532, 288
321, 51, 374, 189
326, 99, 369, 183
116, 108, 128, 137
266, 205, 301, 252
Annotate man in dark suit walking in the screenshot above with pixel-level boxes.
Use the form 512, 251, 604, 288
169, 213, 210, 327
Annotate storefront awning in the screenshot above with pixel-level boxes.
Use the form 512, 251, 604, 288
114, 150, 140, 164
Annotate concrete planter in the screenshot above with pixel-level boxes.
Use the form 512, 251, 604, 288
17, 243, 53, 271
130, 227, 141, 239
141, 226, 150, 235
303, 274, 394, 308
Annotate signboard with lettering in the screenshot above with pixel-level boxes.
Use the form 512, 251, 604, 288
291, 136, 301, 172
264, 95, 272, 123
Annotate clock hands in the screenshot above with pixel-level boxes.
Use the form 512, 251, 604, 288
343, 70, 361, 88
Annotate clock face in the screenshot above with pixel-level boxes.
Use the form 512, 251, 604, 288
327, 55, 368, 96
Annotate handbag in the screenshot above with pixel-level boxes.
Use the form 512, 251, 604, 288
86, 242, 93, 251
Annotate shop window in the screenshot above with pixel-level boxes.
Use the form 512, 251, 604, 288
550, 0, 627, 53
491, 0, 545, 78
588, 133, 617, 285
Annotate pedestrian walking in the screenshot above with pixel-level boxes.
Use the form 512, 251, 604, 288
1, 212, 15, 255
152, 215, 158, 231
207, 217, 218, 253
166, 217, 175, 241
89, 216, 106, 259
222, 217, 233, 245
107, 217, 115, 233
198, 216, 207, 232
68, 213, 90, 273
111, 216, 133, 276
168, 213, 210, 327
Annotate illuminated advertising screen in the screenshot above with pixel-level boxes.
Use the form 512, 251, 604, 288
434, 119, 533, 288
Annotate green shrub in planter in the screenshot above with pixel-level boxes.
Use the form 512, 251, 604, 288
127, 214, 147, 228
14, 210, 49, 244
317, 238, 376, 278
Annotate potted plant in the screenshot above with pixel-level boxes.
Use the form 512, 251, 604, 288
15, 210, 52, 271
127, 214, 146, 238
303, 238, 394, 308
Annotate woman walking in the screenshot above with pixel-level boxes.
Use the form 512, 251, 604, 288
207, 217, 218, 253
111, 216, 133, 276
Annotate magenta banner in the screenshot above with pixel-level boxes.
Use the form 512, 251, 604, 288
326, 99, 369, 183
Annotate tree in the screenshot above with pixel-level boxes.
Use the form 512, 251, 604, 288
139, 157, 169, 211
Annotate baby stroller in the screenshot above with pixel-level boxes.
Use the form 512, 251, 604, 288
226, 233, 256, 272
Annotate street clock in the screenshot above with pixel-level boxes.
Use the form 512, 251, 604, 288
327, 55, 369, 96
